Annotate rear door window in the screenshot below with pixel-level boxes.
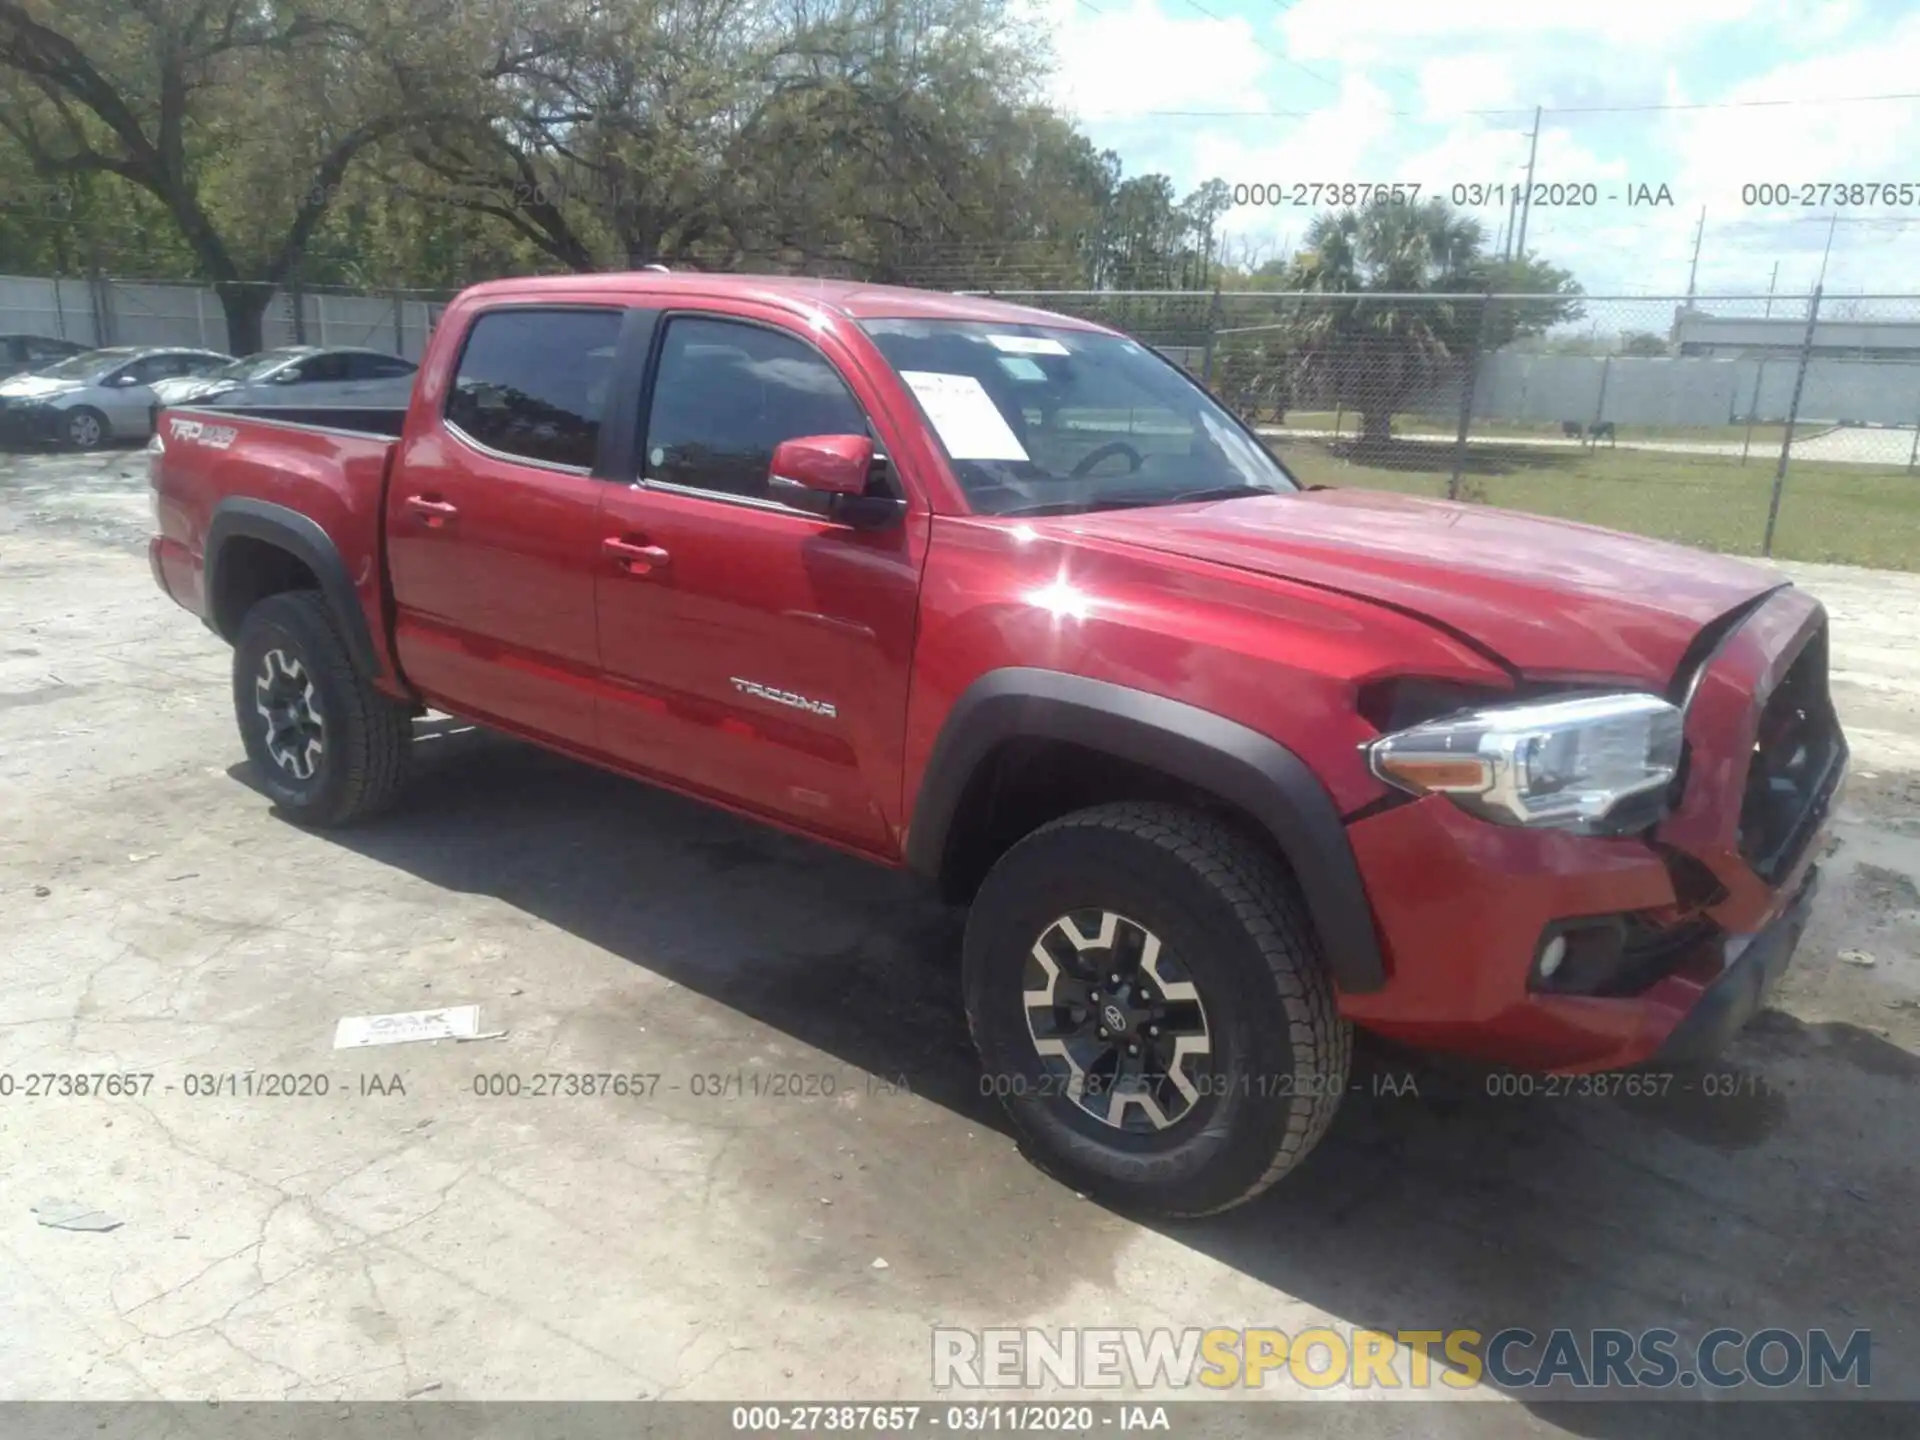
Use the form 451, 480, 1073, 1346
447, 308, 624, 470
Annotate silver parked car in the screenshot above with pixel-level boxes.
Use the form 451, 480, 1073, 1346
0, 346, 233, 448
0, 333, 90, 381
151, 345, 417, 413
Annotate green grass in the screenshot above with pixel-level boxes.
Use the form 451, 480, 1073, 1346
1273, 411, 1794, 449
1270, 436, 1920, 572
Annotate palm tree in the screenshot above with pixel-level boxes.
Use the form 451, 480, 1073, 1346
1284, 197, 1487, 448
1281, 196, 1580, 449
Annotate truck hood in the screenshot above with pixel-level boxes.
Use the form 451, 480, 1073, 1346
1065, 488, 1787, 682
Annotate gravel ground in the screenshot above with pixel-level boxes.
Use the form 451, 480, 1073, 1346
0, 446, 1914, 1436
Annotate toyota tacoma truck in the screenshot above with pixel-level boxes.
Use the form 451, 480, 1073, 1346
147, 273, 1847, 1216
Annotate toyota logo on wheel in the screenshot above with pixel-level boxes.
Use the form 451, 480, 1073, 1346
1102, 1004, 1128, 1034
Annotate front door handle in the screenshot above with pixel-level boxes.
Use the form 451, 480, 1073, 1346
603, 536, 671, 575
404, 494, 459, 526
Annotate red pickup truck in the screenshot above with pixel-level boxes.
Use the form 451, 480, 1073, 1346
148, 272, 1846, 1215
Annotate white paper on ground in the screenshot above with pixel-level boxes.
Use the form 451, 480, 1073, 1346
900, 371, 1028, 461
333, 1004, 481, 1049
987, 334, 1070, 356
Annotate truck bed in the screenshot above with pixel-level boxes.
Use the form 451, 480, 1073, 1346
149, 406, 402, 681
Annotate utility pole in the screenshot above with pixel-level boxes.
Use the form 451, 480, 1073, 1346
1763, 260, 1779, 318
1512, 106, 1543, 261
1816, 213, 1840, 288
1685, 206, 1706, 302
1499, 184, 1521, 262
1763, 284, 1822, 557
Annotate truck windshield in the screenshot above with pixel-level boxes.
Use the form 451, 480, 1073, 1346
859, 318, 1296, 516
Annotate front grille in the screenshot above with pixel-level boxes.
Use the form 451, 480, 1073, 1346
1737, 622, 1844, 882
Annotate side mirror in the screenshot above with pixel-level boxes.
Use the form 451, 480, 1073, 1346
770, 434, 872, 496
767, 434, 904, 529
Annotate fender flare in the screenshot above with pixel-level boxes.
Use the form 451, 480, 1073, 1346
204, 497, 384, 681
905, 668, 1386, 994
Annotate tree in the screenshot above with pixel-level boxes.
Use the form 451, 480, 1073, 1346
1281, 195, 1583, 446
0, 0, 487, 350
1620, 329, 1669, 357
0, 0, 1235, 314
395, 0, 1096, 288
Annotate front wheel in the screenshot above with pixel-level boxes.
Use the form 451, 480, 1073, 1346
963, 802, 1350, 1216
232, 591, 412, 826
64, 407, 109, 450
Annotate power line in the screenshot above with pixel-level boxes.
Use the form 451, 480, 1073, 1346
1073, 89, 1920, 122
1165, 0, 1342, 91
1262, 0, 1430, 94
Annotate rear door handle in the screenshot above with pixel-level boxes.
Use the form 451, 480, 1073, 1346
603, 536, 671, 574
404, 494, 459, 524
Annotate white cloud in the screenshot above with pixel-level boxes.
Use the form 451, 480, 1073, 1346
1035, 0, 1920, 292
1277, 0, 1774, 59
1417, 54, 1520, 119
1661, 10, 1920, 291
1041, 0, 1269, 121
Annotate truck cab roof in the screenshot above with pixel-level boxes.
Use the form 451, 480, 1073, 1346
452, 272, 1111, 332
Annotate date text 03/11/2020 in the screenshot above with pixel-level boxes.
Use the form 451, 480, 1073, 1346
1228, 181, 1677, 208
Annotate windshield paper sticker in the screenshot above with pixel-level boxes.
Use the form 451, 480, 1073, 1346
987, 334, 1070, 357
900, 371, 1029, 461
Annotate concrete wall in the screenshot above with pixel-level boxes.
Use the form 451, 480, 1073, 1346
1469, 351, 1920, 427
0, 275, 443, 361
1674, 310, 1920, 356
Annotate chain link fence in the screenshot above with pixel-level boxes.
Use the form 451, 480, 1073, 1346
970, 288, 1920, 571
3, 273, 1916, 569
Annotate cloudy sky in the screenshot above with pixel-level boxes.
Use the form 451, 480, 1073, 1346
1033, 0, 1920, 298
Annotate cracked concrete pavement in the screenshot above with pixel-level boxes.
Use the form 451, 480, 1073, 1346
0, 448, 1915, 1432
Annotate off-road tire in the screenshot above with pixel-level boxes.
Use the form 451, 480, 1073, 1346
232, 590, 411, 826
963, 801, 1350, 1217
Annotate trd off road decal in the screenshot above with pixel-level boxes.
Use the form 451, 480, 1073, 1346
168, 417, 239, 449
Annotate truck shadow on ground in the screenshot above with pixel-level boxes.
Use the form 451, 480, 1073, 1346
251, 726, 1919, 1440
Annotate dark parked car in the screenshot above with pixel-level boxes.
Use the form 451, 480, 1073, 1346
0, 333, 89, 381
150, 346, 418, 415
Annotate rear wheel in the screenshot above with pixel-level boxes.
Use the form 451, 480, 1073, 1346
963, 802, 1350, 1217
64, 407, 108, 450
231, 591, 411, 826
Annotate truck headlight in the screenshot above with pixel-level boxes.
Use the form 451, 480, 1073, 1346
1364, 692, 1684, 835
